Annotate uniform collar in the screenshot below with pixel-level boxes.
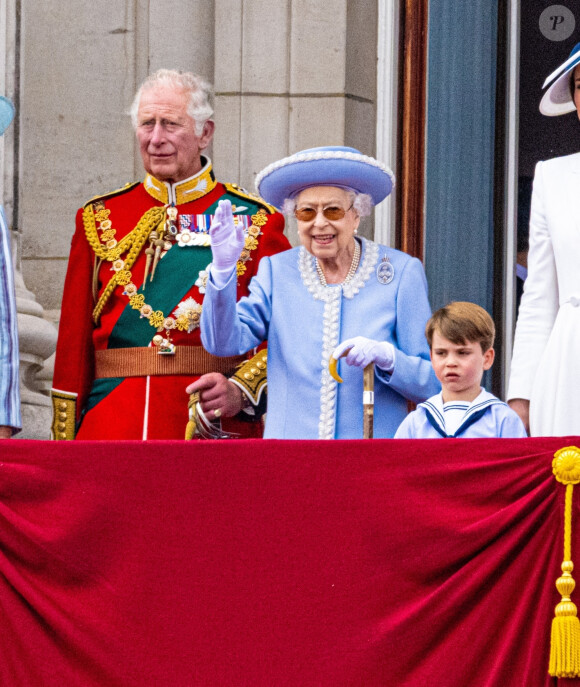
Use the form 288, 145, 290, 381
143, 156, 217, 205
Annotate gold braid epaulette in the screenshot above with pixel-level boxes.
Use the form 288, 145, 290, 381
224, 183, 279, 214
83, 204, 166, 323
84, 181, 140, 207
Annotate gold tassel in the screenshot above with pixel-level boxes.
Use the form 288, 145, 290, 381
184, 393, 199, 440
549, 447, 580, 677
184, 392, 239, 440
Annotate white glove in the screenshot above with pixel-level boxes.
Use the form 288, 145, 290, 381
332, 336, 396, 373
209, 199, 245, 288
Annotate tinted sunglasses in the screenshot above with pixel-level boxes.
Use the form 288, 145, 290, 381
294, 204, 353, 222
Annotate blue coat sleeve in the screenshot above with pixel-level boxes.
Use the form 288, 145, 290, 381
201, 257, 273, 356
376, 256, 440, 403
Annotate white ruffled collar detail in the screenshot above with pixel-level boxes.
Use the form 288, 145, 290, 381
298, 237, 378, 301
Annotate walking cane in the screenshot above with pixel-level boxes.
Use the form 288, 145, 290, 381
362, 363, 374, 439
329, 354, 375, 439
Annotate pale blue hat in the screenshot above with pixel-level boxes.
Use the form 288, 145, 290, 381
0, 96, 14, 135
540, 42, 580, 116
255, 146, 395, 209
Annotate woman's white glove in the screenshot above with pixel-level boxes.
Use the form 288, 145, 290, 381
209, 199, 245, 288
332, 336, 396, 373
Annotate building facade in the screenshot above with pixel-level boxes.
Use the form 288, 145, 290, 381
2, 0, 577, 437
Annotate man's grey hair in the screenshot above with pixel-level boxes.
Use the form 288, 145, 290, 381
130, 69, 214, 135
282, 191, 373, 218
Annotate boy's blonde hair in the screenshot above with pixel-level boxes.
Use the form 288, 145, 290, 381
425, 301, 495, 353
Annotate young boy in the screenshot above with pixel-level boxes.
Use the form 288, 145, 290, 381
395, 302, 527, 438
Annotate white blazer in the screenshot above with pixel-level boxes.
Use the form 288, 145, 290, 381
508, 152, 580, 435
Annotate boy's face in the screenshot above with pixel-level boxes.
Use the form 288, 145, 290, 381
430, 331, 494, 402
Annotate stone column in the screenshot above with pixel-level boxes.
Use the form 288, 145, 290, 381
1, 0, 58, 439
213, 0, 378, 245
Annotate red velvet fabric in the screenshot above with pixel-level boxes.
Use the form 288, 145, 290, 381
1, 438, 580, 686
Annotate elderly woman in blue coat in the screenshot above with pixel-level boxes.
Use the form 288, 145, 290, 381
197, 146, 439, 438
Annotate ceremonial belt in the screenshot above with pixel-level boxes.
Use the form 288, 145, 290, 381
94, 347, 246, 378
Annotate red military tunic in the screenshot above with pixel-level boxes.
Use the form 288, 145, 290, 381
51, 158, 289, 439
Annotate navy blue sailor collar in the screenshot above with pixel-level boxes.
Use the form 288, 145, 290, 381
420, 389, 506, 438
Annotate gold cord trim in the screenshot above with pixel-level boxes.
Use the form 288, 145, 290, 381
549, 446, 580, 677
85, 205, 166, 323
85, 202, 267, 328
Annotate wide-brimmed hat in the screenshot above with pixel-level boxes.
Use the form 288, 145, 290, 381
540, 42, 580, 116
255, 146, 395, 209
0, 96, 14, 135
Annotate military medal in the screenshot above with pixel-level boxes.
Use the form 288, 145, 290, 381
166, 205, 178, 228
176, 214, 252, 248
152, 333, 176, 355
376, 254, 394, 284
176, 214, 211, 247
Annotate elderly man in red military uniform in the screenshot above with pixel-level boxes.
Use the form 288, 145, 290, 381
51, 69, 289, 440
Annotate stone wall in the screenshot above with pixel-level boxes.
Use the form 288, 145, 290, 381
2, 0, 379, 437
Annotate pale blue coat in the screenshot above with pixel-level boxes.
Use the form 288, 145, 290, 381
202, 238, 440, 438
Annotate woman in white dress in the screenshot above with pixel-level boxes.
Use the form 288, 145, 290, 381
508, 42, 580, 435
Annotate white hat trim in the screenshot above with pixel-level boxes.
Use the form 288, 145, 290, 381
255, 150, 396, 191
542, 50, 580, 89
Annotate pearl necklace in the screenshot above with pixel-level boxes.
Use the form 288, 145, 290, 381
316, 239, 361, 286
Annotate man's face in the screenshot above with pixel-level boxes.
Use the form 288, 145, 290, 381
136, 84, 214, 183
